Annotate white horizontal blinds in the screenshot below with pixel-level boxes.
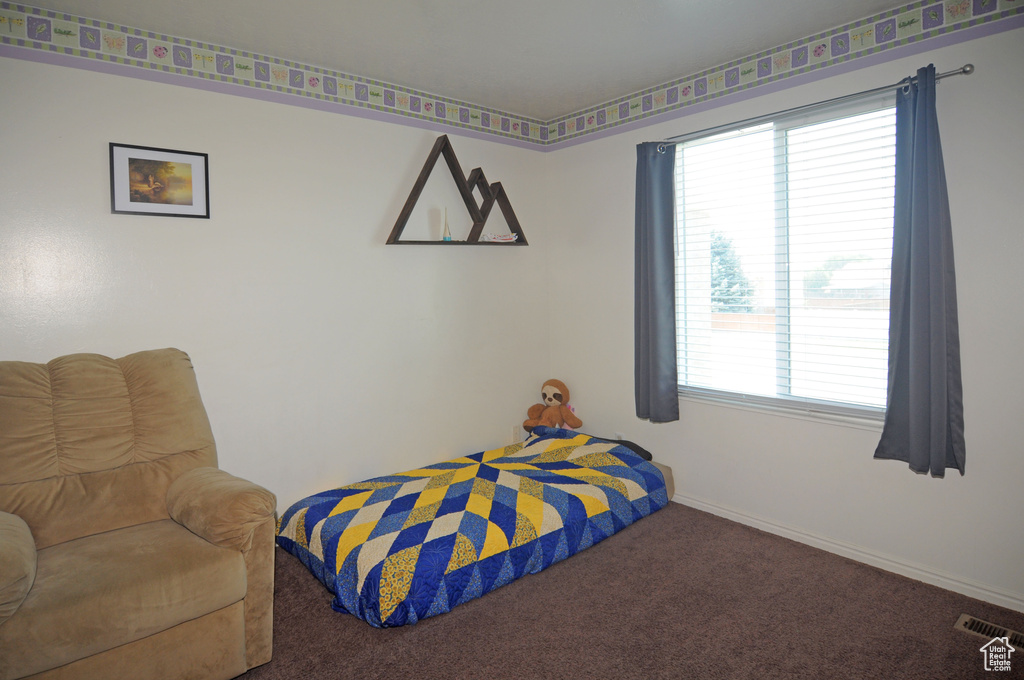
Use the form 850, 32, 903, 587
786, 108, 896, 408
675, 125, 777, 396
674, 99, 896, 414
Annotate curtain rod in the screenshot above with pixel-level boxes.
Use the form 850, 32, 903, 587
658, 63, 974, 149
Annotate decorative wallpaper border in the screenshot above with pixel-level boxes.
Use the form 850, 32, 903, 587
551, 0, 1023, 144
1, 1, 1021, 148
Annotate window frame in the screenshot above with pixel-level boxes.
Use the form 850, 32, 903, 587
672, 92, 897, 423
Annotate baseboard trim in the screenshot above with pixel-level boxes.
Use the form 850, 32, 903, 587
673, 492, 1024, 614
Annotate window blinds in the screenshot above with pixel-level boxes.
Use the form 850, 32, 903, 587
674, 96, 896, 417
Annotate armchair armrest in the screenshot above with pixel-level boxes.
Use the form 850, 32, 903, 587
0, 511, 37, 626
166, 467, 276, 552
167, 466, 277, 669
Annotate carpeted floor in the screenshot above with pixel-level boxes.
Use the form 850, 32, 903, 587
241, 502, 1023, 679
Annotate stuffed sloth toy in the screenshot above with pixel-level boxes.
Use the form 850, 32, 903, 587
523, 379, 583, 433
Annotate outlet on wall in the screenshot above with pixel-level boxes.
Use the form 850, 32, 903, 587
511, 425, 523, 444
614, 432, 626, 440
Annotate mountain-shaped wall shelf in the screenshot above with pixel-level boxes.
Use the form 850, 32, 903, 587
387, 135, 528, 246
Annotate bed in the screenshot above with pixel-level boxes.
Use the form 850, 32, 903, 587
276, 427, 669, 627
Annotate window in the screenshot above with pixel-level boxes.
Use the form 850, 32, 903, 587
674, 94, 896, 418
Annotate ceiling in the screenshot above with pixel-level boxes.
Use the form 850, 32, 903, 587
32, 0, 902, 120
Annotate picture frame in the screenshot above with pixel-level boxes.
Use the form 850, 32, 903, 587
109, 143, 210, 218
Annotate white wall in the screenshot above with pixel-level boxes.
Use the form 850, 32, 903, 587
543, 27, 1024, 610
0, 57, 553, 510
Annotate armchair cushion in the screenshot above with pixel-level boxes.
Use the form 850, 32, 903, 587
0, 520, 247, 679
0, 512, 35, 626
167, 467, 276, 552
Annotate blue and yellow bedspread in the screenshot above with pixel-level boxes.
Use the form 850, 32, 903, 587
276, 427, 668, 627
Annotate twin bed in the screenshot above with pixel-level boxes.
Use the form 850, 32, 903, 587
276, 426, 670, 628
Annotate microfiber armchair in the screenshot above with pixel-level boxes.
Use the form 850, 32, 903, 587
0, 349, 276, 680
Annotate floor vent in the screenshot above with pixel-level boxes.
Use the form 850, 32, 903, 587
955, 614, 1024, 647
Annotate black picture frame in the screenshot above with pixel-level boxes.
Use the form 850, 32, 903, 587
110, 142, 210, 218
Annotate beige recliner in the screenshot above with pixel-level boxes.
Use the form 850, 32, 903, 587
0, 348, 276, 680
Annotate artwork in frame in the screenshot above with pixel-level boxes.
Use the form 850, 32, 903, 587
109, 143, 210, 218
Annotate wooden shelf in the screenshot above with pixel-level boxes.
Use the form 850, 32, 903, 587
387, 240, 528, 246
387, 135, 528, 246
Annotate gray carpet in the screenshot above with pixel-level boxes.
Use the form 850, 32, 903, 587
242, 502, 1024, 679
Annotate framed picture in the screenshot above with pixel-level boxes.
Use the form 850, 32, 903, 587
109, 143, 210, 218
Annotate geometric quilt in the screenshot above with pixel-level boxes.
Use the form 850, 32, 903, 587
276, 427, 668, 627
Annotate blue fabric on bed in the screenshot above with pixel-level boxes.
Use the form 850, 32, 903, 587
276, 427, 668, 627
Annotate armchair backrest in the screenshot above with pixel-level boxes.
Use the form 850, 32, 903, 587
0, 348, 217, 549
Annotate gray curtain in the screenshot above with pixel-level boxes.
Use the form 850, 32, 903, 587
634, 143, 679, 422
874, 65, 966, 476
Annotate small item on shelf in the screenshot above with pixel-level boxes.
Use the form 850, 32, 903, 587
480, 233, 518, 243
442, 207, 452, 241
